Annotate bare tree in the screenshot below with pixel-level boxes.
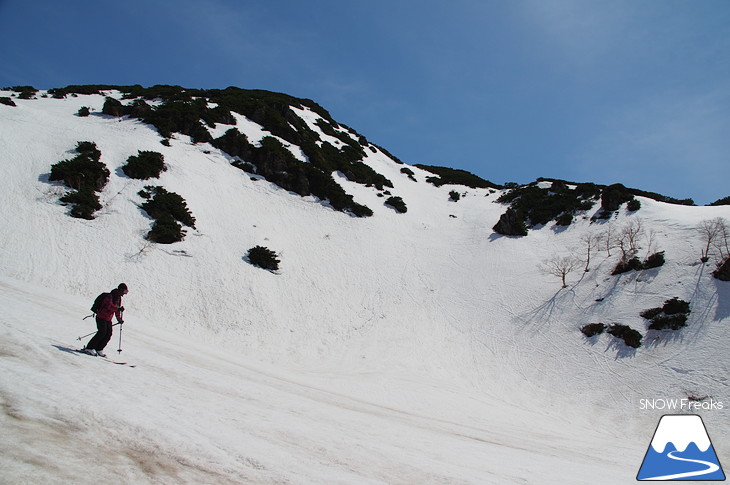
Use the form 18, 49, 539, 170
616, 219, 644, 260
700, 217, 729, 262
601, 223, 616, 257
715, 217, 730, 260
644, 228, 659, 257
540, 255, 580, 288
580, 233, 602, 272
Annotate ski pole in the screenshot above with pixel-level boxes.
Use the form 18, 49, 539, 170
77, 322, 122, 341
117, 309, 124, 354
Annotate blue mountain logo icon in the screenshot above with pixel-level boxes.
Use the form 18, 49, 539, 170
637, 415, 726, 481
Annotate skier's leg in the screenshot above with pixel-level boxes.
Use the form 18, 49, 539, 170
92, 318, 113, 351
85, 318, 104, 350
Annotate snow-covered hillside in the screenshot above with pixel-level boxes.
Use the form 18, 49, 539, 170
1, 89, 728, 484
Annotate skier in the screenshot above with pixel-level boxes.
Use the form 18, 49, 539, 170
81, 283, 128, 357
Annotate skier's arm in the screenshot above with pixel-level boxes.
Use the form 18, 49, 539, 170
114, 296, 124, 323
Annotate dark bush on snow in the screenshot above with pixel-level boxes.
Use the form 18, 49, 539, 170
247, 245, 280, 271
415, 164, 500, 189
139, 186, 195, 244
662, 297, 690, 315
77, 106, 90, 117
60, 187, 102, 219
53, 85, 388, 218
612, 257, 643, 275
639, 307, 663, 320
49, 141, 109, 220
714, 256, 730, 281
555, 213, 573, 226
642, 251, 665, 269
102, 96, 125, 117
1, 97, 17, 107
385, 196, 407, 213
641, 297, 690, 331
214, 130, 373, 218
627, 199, 641, 212
708, 196, 730, 207
607, 324, 642, 348
495, 181, 599, 232
401, 167, 416, 181
122, 151, 166, 180
612, 251, 665, 274
601, 183, 634, 212
581, 323, 606, 338
493, 207, 528, 237
140, 186, 196, 228
147, 213, 185, 244
648, 314, 688, 331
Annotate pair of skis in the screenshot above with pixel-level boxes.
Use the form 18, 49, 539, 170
72, 348, 136, 367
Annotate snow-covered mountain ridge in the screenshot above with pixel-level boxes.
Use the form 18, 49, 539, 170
0, 86, 728, 484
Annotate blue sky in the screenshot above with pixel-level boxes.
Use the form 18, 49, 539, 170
1, 0, 728, 204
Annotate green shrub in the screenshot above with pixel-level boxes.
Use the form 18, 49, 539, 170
247, 245, 280, 271
581, 323, 606, 337
77, 106, 90, 117
349, 203, 374, 218
496, 181, 599, 230
1, 97, 17, 107
213, 131, 373, 218
643, 251, 665, 269
607, 324, 642, 348
555, 213, 573, 226
140, 186, 196, 229
416, 164, 500, 189
662, 297, 690, 315
648, 314, 688, 331
640, 307, 663, 320
47, 84, 390, 217
401, 167, 416, 181
122, 151, 166, 179
49, 142, 109, 219
601, 184, 634, 212
611, 257, 643, 275
60, 187, 102, 220
493, 207, 528, 236
627, 199, 641, 212
12, 86, 37, 99
709, 196, 730, 207
102, 97, 125, 117
613, 252, 665, 274
714, 256, 730, 281
449, 190, 461, 202
50, 144, 107, 191
641, 298, 690, 330
147, 213, 185, 244
385, 196, 407, 213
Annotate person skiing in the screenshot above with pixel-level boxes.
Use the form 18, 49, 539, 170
82, 283, 128, 357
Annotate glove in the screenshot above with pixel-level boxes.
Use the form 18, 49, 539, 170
118, 320, 124, 324
118, 306, 125, 312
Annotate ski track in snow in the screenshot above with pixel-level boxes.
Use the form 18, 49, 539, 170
1, 92, 729, 483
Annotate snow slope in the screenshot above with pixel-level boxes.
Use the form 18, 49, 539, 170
0, 91, 728, 484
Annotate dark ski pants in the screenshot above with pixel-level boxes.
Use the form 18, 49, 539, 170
86, 318, 113, 351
